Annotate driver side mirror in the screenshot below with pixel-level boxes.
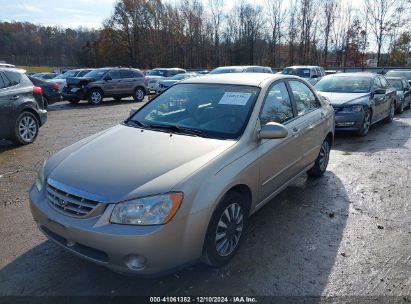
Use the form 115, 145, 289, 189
312, 75, 318, 79
374, 88, 386, 95
258, 122, 288, 140
104, 75, 112, 81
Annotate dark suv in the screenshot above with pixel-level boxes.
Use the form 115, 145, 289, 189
0, 68, 47, 145
62, 67, 148, 105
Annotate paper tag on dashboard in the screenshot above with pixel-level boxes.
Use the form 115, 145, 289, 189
218, 92, 252, 106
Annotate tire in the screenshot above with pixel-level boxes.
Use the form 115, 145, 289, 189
134, 87, 145, 102
397, 100, 404, 114
88, 89, 103, 105
356, 108, 372, 136
12, 111, 39, 145
383, 101, 395, 123
308, 137, 331, 178
203, 191, 248, 267
43, 97, 49, 110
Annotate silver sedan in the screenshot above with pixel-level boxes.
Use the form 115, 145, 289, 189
30, 73, 334, 275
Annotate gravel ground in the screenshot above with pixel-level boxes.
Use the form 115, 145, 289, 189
0, 98, 410, 298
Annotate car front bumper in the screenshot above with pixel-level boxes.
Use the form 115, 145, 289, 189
29, 185, 207, 276
62, 88, 86, 101
334, 111, 365, 132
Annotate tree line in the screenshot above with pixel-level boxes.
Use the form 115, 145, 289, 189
1, 0, 411, 69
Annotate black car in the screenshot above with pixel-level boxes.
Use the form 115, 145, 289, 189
386, 77, 411, 114
28, 76, 61, 109
62, 67, 148, 105
315, 73, 397, 136
0, 68, 47, 145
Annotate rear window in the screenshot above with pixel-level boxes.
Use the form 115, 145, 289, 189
0, 73, 5, 89
120, 70, 135, 79
2, 71, 21, 87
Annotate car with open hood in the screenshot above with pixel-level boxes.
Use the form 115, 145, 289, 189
62, 67, 148, 104
30, 73, 334, 275
315, 72, 397, 136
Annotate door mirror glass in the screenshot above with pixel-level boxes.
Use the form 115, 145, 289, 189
259, 122, 288, 140
374, 88, 386, 94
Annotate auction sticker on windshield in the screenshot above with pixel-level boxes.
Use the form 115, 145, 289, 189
219, 92, 252, 106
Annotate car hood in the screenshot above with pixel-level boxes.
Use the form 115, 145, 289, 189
146, 76, 165, 81
47, 125, 235, 203
317, 92, 370, 106
160, 80, 178, 86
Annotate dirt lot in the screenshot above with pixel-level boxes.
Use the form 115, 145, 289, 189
0, 98, 410, 298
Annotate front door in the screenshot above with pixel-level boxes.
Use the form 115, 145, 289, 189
257, 81, 302, 202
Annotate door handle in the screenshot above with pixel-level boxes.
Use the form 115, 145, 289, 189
10, 95, 19, 100
292, 127, 300, 137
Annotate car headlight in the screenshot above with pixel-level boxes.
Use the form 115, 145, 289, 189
110, 192, 183, 225
35, 160, 47, 192
341, 105, 364, 112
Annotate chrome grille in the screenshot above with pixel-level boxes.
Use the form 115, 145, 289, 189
46, 183, 100, 217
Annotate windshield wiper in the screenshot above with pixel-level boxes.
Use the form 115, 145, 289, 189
146, 123, 204, 136
125, 119, 148, 128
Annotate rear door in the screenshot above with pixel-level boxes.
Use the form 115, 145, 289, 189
257, 81, 301, 201
119, 69, 136, 95
0, 73, 10, 136
287, 80, 327, 168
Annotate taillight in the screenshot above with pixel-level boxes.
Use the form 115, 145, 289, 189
33, 86, 43, 95
53, 83, 59, 90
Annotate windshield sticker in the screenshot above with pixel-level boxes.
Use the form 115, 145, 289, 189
303, 70, 310, 74
219, 92, 252, 106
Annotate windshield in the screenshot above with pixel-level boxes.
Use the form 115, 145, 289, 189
209, 67, 245, 74
128, 83, 260, 139
387, 79, 403, 90
385, 71, 411, 80
83, 69, 110, 79
315, 76, 372, 93
54, 70, 78, 79
281, 68, 311, 78
148, 70, 169, 77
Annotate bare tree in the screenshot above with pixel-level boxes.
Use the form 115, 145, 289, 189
265, 0, 286, 67
322, 0, 338, 67
209, 0, 224, 66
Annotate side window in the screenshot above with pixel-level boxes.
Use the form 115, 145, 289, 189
108, 70, 121, 80
3, 71, 21, 87
380, 77, 389, 89
259, 82, 294, 125
120, 69, 135, 79
0, 73, 5, 89
373, 77, 382, 89
133, 70, 143, 78
289, 80, 321, 115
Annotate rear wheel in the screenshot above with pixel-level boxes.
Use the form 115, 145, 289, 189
12, 111, 39, 145
357, 108, 372, 136
134, 87, 145, 102
384, 101, 395, 123
203, 191, 248, 267
308, 137, 331, 178
88, 89, 103, 105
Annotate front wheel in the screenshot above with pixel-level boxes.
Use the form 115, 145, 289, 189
88, 89, 103, 105
384, 101, 395, 123
203, 191, 248, 267
357, 108, 372, 136
308, 138, 331, 178
397, 100, 404, 114
12, 111, 39, 145
134, 87, 145, 102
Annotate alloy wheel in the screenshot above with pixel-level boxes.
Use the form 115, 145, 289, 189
318, 140, 330, 172
363, 110, 371, 134
18, 115, 37, 142
215, 203, 243, 257
136, 89, 144, 101
91, 91, 102, 104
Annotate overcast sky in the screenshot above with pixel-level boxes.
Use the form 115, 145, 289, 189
0, 0, 117, 28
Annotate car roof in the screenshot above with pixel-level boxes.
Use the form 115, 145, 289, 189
326, 72, 376, 78
385, 76, 404, 80
0, 67, 25, 73
285, 65, 321, 69
180, 73, 289, 86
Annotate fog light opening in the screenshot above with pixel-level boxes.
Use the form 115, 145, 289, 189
124, 254, 146, 271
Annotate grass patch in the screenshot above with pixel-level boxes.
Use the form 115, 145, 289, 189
16, 66, 54, 73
